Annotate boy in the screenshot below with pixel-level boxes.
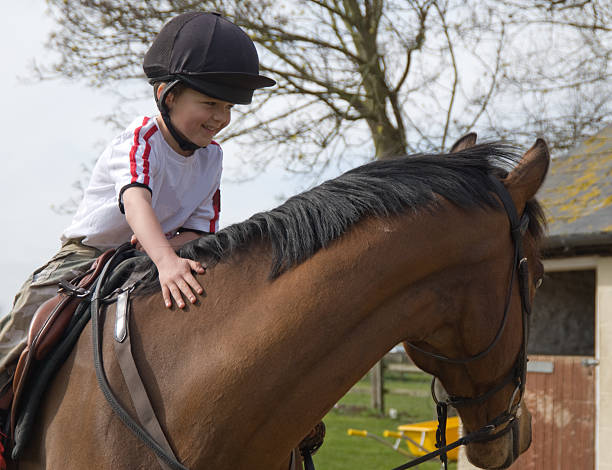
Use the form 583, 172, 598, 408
0, 10, 274, 426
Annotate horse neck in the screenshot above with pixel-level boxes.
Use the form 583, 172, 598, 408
140, 202, 509, 467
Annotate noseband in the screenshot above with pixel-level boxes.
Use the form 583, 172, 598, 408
396, 175, 534, 470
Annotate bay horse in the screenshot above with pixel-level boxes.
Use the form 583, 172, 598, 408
13, 137, 549, 470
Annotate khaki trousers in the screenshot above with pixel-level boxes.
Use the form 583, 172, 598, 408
0, 239, 102, 390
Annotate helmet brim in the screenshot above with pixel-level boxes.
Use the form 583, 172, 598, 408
179, 72, 276, 104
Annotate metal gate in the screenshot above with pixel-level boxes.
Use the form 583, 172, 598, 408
511, 355, 596, 469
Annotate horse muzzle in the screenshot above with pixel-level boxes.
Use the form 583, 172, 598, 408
466, 402, 532, 469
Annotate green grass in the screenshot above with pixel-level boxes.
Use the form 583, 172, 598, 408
337, 373, 435, 423
309, 370, 458, 470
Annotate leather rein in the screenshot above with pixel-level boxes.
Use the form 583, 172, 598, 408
398, 175, 534, 470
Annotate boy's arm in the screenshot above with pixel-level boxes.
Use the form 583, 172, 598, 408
122, 187, 205, 309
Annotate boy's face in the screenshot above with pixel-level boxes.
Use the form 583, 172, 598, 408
164, 87, 233, 148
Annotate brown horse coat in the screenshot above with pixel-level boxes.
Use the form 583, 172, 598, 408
13, 139, 549, 470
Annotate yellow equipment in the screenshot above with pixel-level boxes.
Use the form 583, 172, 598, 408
348, 416, 460, 461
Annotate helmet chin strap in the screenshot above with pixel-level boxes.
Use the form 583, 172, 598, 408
156, 80, 202, 152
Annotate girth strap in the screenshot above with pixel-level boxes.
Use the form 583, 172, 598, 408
91, 244, 189, 470
113, 289, 177, 470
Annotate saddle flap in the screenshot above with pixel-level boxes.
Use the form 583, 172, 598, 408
10, 248, 117, 442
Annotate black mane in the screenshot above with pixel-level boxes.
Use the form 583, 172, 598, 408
135, 143, 545, 292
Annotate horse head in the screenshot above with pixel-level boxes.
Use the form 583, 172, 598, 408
404, 137, 549, 469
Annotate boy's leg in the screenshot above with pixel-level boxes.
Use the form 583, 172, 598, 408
0, 239, 102, 391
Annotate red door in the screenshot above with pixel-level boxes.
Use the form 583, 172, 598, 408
511, 355, 596, 469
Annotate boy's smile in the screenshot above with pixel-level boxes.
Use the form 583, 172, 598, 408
157, 86, 233, 155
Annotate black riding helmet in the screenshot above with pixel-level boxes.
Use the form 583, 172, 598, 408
143, 12, 275, 151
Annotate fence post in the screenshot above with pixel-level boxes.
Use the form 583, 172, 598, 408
370, 360, 385, 414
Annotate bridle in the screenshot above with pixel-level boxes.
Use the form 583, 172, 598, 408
396, 175, 536, 470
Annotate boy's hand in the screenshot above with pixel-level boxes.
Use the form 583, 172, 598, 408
157, 254, 206, 309
122, 187, 206, 309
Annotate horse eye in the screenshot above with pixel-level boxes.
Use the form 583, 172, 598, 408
535, 278, 543, 289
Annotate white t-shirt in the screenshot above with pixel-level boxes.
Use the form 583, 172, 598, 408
62, 115, 222, 250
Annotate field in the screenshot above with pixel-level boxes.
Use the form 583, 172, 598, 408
310, 368, 458, 470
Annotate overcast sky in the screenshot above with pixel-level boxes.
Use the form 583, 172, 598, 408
0, 1, 318, 314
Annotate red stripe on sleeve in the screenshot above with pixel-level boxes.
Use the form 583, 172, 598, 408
129, 117, 157, 184
209, 189, 221, 233
129, 117, 149, 183
141, 126, 158, 186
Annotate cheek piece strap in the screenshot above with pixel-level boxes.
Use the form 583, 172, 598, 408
396, 175, 533, 470
156, 80, 202, 152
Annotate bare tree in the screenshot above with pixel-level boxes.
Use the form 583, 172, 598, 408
40, 0, 611, 175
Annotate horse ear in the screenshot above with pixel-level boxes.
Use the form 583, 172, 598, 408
504, 138, 550, 209
450, 133, 477, 153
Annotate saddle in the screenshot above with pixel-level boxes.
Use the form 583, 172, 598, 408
10, 248, 117, 437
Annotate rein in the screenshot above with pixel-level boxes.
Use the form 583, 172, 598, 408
399, 175, 533, 470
